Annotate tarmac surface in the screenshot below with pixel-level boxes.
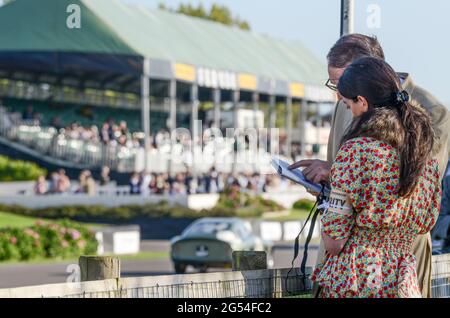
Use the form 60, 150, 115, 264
0, 240, 318, 288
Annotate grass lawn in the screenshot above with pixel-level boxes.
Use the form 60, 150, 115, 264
0, 211, 39, 229
0, 211, 104, 229
263, 209, 313, 222
0, 251, 169, 266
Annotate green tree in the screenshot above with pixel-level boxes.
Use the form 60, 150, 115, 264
1, 0, 14, 6
158, 2, 251, 31
209, 4, 233, 26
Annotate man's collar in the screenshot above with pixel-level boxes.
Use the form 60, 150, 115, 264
397, 72, 414, 93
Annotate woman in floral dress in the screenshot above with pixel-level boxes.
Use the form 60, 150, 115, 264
311, 57, 441, 298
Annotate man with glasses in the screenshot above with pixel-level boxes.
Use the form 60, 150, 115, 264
289, 33, 450, 297
325, 79, 338, 91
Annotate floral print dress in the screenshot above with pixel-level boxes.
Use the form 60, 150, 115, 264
311, 137, 441, 298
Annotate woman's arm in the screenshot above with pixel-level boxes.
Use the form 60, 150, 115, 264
320, 189, 354, 256
322, 231, 349, 256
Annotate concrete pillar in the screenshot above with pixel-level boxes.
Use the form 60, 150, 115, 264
141, 58, 151, 172
169, 79, 177, 132
232, 90, 240, 174
340, 0, 355, 36
299, 99, 308, 156
232, 89, 240, 129
213, 87, 221, 129
269, 94, 276, 129
168, 79, 177, 177
252, 91, 259, 129
286, 96, 292, 159
191, 83, 199, 192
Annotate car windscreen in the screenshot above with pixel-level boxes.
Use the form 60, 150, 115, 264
184, 221, 233, 235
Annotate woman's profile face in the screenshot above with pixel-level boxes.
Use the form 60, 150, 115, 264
340, 95, 368, 117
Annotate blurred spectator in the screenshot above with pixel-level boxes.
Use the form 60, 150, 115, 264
100, 122, 110, 144
48, 172, 60, 194
184, 170, 194, 194
77, 170, 96, 195
148, 175, 159, 194
55, 169, 71, 193
34, 175, 48, 195
22, 105, 35, 121
140, 172, 152, 195
204, 167, 218, 193
170, 173, 187, 195
156, 174, 168, 194
51, 116, 63, 131
228, 178, 241, 200
217, 172, 226, 192
100, 166, 111, 186
129, 173, 141, 195
119, 120, 129, 138
118, 134, 127, 146
237, 173, 249, 189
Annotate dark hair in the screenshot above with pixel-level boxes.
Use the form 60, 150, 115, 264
338, 57, 434, 197
327, 33, 385, 68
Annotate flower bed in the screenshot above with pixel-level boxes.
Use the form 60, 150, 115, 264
0, 219, 98, 261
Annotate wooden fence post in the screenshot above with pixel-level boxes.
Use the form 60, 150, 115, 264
232, 251, 267, 271
79, 256, 121, 282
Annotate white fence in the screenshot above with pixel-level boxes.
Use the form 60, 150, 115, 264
0, 253, 449, 298
0, 181, 313, 211
0, 267, 312, 298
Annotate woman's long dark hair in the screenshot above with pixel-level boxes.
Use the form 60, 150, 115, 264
337, 57, 434, 197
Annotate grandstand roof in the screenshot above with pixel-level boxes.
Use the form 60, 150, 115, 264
0, 0, 334, 101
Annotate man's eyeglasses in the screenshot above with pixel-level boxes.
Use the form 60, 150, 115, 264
325, 79, 338, 92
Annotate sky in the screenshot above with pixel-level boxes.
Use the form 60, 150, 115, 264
0, 0, 448, 106
120, 0, 450, 107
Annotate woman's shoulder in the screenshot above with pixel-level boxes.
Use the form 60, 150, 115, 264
335, 137, 399, 168
339, 137, 396, 155
343, 137, 399, 153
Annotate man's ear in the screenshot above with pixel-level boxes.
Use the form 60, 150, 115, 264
357, 96, 369, 112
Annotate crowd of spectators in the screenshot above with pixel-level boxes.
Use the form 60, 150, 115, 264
22, 105, 42, 124
34, 166, 288, 196
128, 168, 275, 196
18, 105, 142, 149
55, 118, 142, 149
34, 169, 71, 195
34, 168, 96, 195
13, 105, 327, 164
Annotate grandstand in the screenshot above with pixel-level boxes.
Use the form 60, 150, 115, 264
0, 0, 335, 177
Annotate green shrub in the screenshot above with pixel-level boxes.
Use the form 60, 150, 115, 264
0, 193, 284, 223
292, 199, 315, 211
0, 156, 47, 182
0, 219, 97, 262
0, 232, 20, 261
208, 190, 284, 217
